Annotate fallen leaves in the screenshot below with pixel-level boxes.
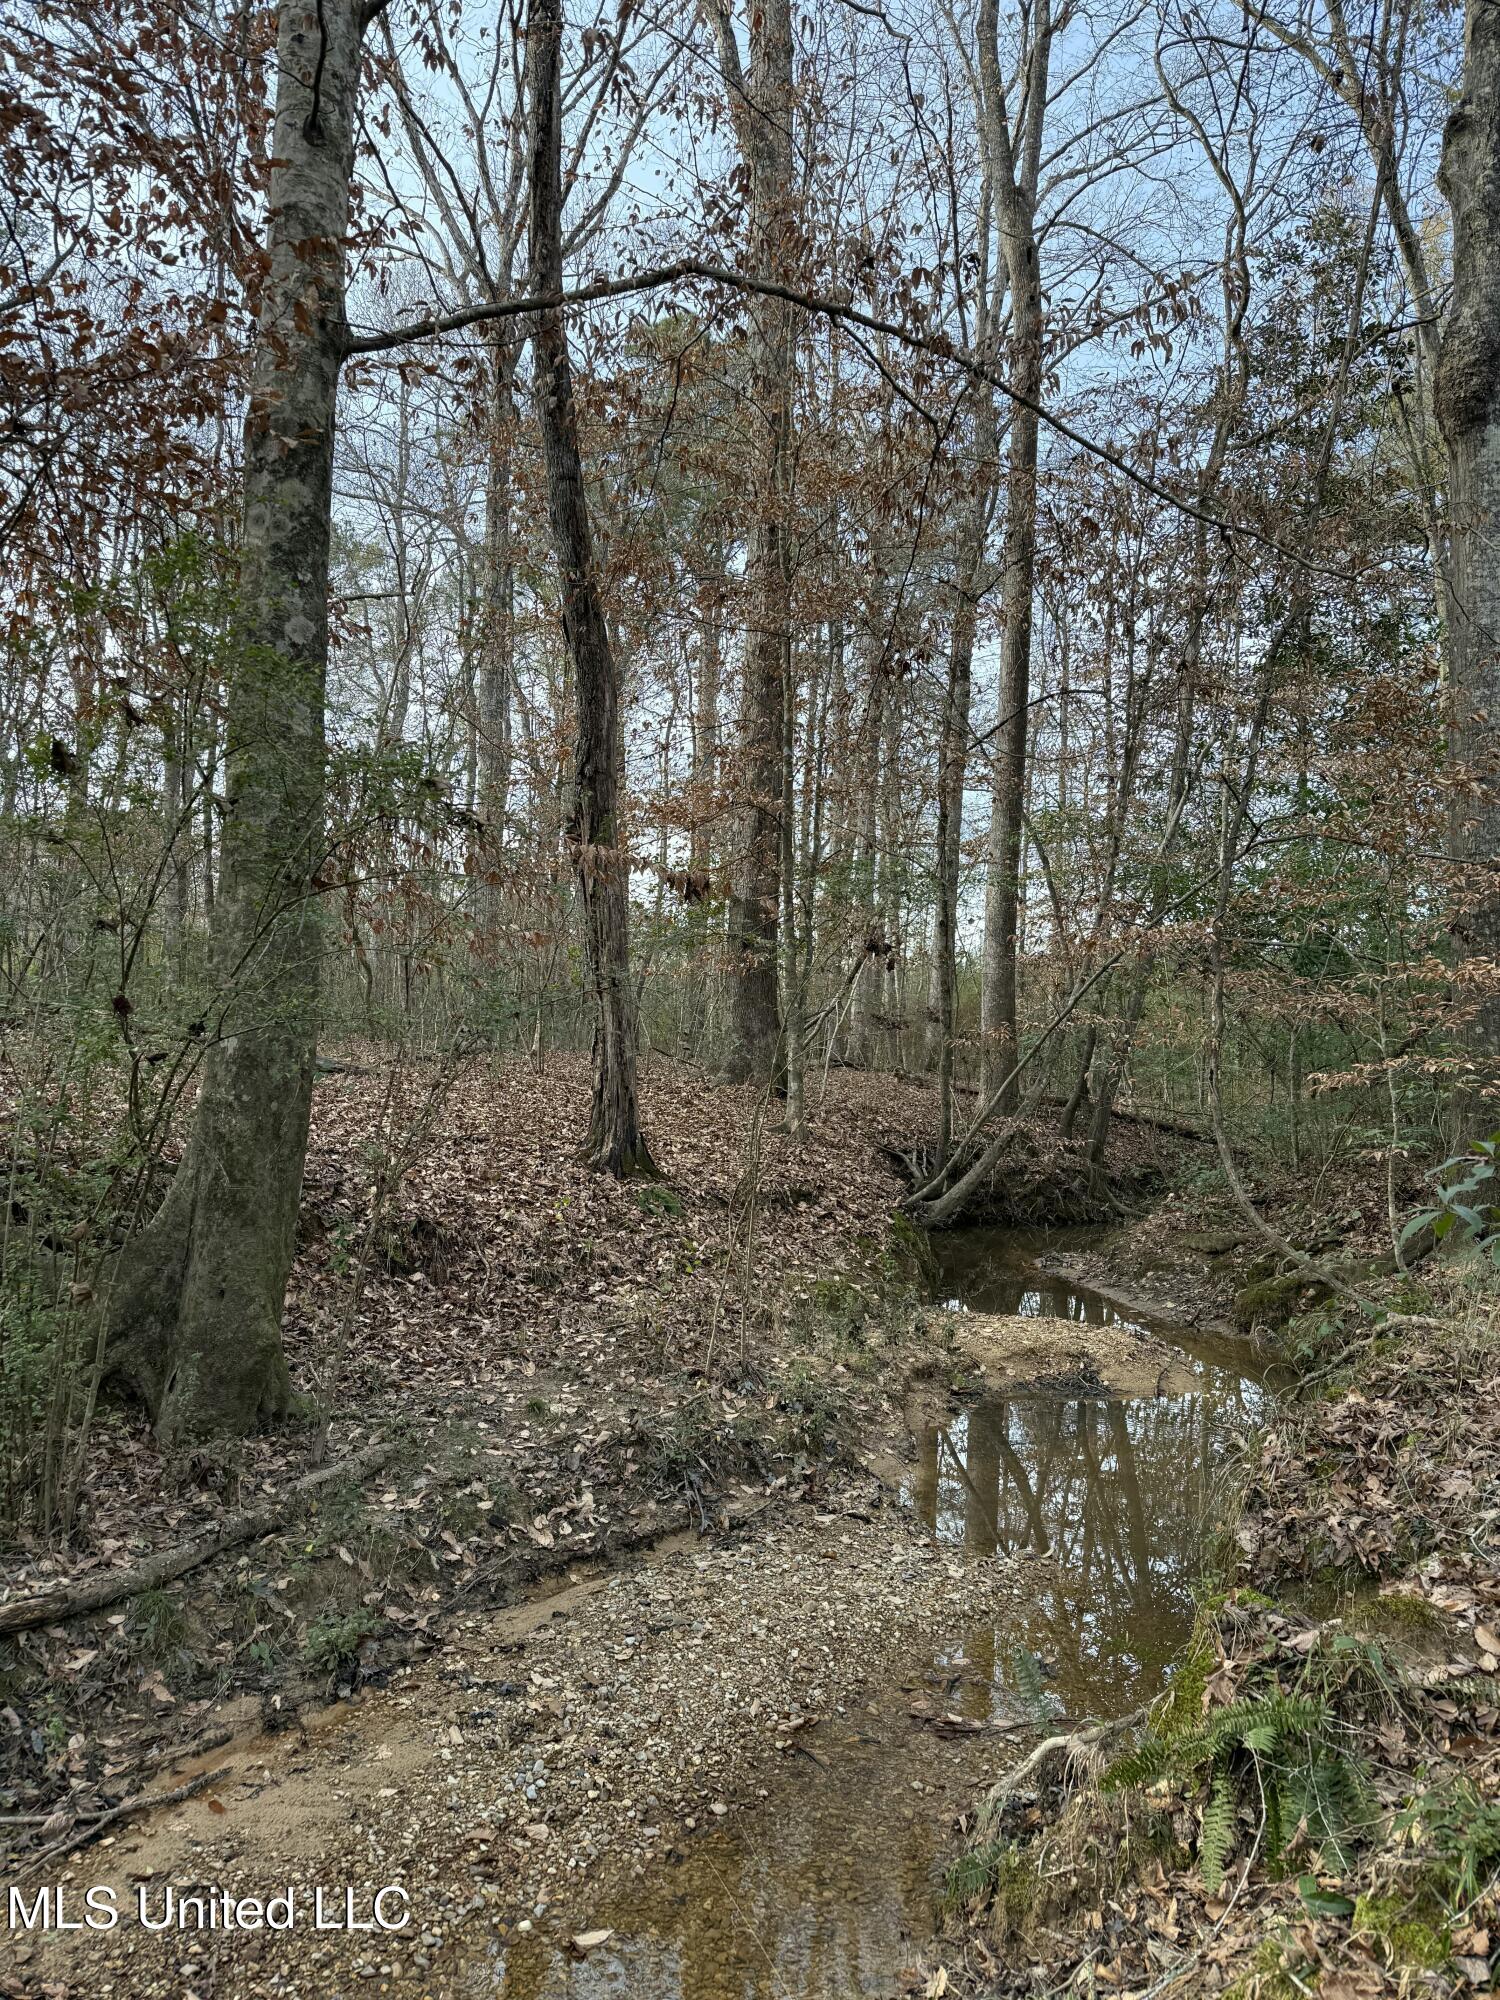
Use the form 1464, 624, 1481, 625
1, 1056, 943, 1835
567, 1928, 614, 1957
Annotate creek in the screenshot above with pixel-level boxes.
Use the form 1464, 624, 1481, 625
481, 1226, 1270, 1999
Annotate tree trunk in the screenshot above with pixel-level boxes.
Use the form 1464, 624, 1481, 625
848, 666, 885, 1064
527, 0, 653, 1177
979, 355, 1039, 1111
780, 619, 805, 1133
476, 324, 518, 943
1059, 1024, 1095, 1140
689, 548, 723, 883
162, 707, 188, 984
927, 416, 991, 1159
876, 670, 905, 1068
105, 0, 365, 1440
706, 0, 794, 1087
976, 0, 1050, 1112
1436, 0, 1500, 1099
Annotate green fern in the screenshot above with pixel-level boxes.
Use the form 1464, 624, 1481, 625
1102, 1682, 1367, 1893
1102, 1733, 1179, 1792
1200, 1755, 1237, 1894
942, 1837, 1007, 1912
1439, 1675, 1493, 1710
1106, 1693, 1328, 1791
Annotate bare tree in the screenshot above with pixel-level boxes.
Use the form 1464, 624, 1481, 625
526, 0, 654, 1175
703, 0, 797, 1086
975, 0, 1056, 1110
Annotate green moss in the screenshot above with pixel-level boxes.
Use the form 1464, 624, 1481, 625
1346, 1589, 1447, 1645
1223, 1934, 1319, 2000
1234, 1268, 1328, 1329
634, 1183, 684, 1219
1181, 1230, 1247, 1257
1136, 1614, 1217, 1747
887, 1210, 939, 1288
1352, 1892, 1451, 1972
942, 1837, 1039, 1942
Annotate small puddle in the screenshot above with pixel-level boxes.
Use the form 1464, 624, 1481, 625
480, 1227, 1268, 1999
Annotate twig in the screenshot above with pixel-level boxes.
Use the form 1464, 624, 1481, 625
14, 1766, 230, 1877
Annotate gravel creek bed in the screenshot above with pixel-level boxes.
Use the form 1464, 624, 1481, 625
14, 1477, 1026, 1998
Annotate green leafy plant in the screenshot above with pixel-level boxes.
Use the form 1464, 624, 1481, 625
1104, 1690, 1371, 1891
1395, 1778, 1500, 1913
1400, 1133, 1500, 1262
302, 1607, 380, 1677
772, 1361, 842, 1457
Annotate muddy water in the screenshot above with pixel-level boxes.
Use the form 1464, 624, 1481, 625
483, 1228, 1267, 2000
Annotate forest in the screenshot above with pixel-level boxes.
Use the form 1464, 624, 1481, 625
2, 0, 1499, 1996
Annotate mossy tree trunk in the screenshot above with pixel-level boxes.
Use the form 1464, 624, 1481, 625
1437, 1, 1500, 1106
106, 0, 370, 1439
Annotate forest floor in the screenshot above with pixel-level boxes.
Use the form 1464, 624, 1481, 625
12, 1060, 1493, 1999
1, 1051, 1183, 1999
0, 1055, 945, 1809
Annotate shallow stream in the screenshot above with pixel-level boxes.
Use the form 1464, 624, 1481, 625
483, 1227, 1269, 1999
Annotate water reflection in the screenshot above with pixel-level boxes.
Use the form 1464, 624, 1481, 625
918, 1225, 1266, 1718
479, 1733, 959, 1999
914, 1388, 1255, 1718
474, 1230, 1266, 2000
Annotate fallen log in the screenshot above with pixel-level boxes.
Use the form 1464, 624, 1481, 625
0, 1439, 396, 1637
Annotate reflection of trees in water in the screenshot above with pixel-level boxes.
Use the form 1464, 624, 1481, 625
929, 1374, 1252, 1715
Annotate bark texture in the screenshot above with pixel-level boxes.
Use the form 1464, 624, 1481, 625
1436, 0, 1500, 1086
476, 325, 518, 927
527, 0, 653, 1176
927, 384, 996, 1157
106, 0, 364, 1439
976, 0, 1051, 1111
706, 0, 794, 1086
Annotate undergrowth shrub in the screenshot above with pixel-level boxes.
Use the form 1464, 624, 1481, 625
302, 1606, 380, 1678
1102, 1688, 1371, 1892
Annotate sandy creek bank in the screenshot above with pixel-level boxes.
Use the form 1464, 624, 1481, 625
8, 1230, 1269, 2000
